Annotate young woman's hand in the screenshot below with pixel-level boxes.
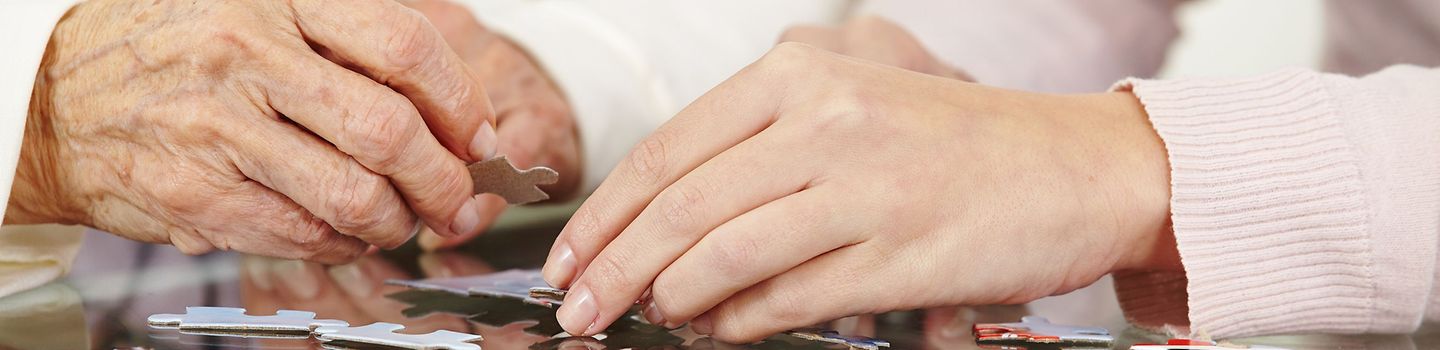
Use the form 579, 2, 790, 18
541, 43, 1180, 342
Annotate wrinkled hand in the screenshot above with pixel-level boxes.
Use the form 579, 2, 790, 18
779, 16, 971, 81
541, 43, 1179, 341
404, 0, 582, 251
6, 0, 500, 263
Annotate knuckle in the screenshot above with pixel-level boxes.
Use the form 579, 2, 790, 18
626, 132, 670, 186
327, 177, 390, 232
381, 8, 438, 71
564, 207, 604, 245
806, 90, 881, 134
653, 181, 706, 235
291, 218, 339, 252
407, 161, 469, 217
708, 235, 763, 277
347, 95, 420, 170
586, 253, 642, 293
648, 278, 684, 318
758, 42, 821, 74
711, 307, 770, 343
762, 289, 813, 325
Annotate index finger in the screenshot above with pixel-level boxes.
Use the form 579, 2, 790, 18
289, 0, 497, 162
540, 44, 818, 289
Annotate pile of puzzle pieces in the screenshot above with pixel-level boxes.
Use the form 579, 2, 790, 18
148, 306, 482, 349
972, 317, 1287, 350
149, 269, 892, 350
387, 269, 893, 350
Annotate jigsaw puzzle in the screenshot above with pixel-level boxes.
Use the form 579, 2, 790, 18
1130, 339, 1289, 350
313, 322, 482, 350
469, 156, 559, 204
783, 328, 892, 350
388, 269, 893, 349
147, 307, 347, 335
973, 316, 1112, 346
387, 269, 567, 308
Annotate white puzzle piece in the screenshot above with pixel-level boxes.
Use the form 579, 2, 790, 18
313, 322, 482, 350
784, 328, 892, 350
147, 307, 347, 334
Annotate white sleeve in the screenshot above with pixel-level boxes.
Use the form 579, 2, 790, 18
450, 0, 845, 191
858, 0, 1182, 93
0, 1, 76, 223
0, 1, 85, 299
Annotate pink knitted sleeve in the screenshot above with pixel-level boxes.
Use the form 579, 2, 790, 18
1110, 66, 1440, 338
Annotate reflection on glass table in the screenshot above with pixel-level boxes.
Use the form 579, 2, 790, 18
2, 208, 1437, 350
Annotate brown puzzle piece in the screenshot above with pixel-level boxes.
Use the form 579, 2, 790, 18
468, 156, 560, 205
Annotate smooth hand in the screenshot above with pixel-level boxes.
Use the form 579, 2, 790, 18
8, 0, 498, 263
404, 0, 582, 251
541, 43, 1178, 341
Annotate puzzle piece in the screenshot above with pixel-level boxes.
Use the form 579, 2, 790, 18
1131, 339, 1289, 350
387, 270, 886, 348
469, 156, 559, 204
973, 316, 1112, 345
147, 307, 347, 334
783, 328, 892, 350
385, 269, 561, 307
313, 322, 482, 350
387, 288, 568, 336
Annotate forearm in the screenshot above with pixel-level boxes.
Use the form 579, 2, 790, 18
1114, 66, 1440, 337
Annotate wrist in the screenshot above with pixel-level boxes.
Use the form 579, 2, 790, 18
1079, 92, 1180, 272
5, 36, 78, 225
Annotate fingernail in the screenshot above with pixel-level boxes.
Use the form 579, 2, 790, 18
691, 315, 713, 335
418, 230, 446, 252
327, 263, 373, 298
556, 284, 599, 336
542, 243, 577, 288
449, 198, 482, 238
274, 260, 320, 299
469, 122, 497, 161
407, 219, 424, 240
243, 257, 274, 291
642, 301, 668, 327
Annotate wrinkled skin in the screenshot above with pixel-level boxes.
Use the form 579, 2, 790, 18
542, 43, 1180, 342
402, 0, 582, 251
9, 0, 500, 263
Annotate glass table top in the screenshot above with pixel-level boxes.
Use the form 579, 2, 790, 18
2, 208, 1436, 350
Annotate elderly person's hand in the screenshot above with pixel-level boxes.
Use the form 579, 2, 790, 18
779, 16, 971, 81
404, 0, 583, 251
541, 43, 1180, 341
5, 0, 498, 263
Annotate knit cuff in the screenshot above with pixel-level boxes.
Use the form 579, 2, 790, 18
1113, 69, 1376, 337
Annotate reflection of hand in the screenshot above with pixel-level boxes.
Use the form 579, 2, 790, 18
242, 253, 553, 348
7, 0, 499, 263
778, 16, 972, 81
543, 43, 1179, 342
240, 255, 470, 335
404, 0, 583, 251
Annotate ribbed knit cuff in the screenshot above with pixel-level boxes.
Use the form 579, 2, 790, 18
1113, 69, 1376, 337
